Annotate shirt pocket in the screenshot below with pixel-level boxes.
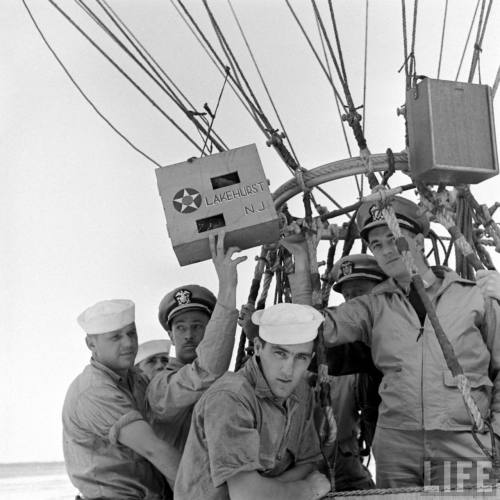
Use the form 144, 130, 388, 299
443, 372, 493, 427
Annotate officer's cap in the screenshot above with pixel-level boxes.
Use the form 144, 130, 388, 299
252, 303, 324, 345
158, 284, 216, 331
77, 299, 135, 335
356, 196, 429, 241
332, 254, 386, 292
135, 339, 171, 365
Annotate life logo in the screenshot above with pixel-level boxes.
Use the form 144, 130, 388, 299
173, 188, 202, 214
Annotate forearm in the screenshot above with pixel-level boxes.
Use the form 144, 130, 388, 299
118, 420, 181, 486
275, 463, 316, 482
147, 441, 181, 487
195, 302, 238, 374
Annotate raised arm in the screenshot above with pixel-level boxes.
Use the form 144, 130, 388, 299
148, 231, 246, 419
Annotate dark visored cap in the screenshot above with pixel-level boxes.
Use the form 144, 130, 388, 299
356, 196, 430, 241
331, 254, 386, 292
158, 285, 216, 331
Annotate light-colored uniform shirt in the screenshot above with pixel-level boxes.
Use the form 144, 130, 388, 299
147, 303, 238, 453
323, 268, 500, 434
62, 359, 166, 500
174, 356, 323, 500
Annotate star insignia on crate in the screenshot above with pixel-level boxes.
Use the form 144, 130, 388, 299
174, 289, 192, 305
173, 188, 202, 213
340, 260, 354, 277
369, 204, 384, 222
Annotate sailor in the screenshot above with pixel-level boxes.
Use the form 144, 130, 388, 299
287, 196, 500, 488
62, 299, 179, 500
174, 302, 331, 500
135, 339, 171, 381
146, 231, 246, 468
328, 254, 382, 491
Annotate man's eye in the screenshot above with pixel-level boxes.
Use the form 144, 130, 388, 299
297, 354, 310, 361
274, 351, 287, 359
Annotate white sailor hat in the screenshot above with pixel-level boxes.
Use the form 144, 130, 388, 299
252, 303, 324, 345
332, 254, 386, 292
135, 339, 171, 365
77, 299, 135, 335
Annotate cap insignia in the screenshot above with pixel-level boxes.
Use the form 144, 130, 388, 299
340, 260, 354, 277
369, 204, 384, 222
174, 289, 192, 306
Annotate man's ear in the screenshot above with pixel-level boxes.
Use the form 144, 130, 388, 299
167, 331, 175, 345
253, 337, 263, 356
415, 232, 425, 252
85, 335, 96, 353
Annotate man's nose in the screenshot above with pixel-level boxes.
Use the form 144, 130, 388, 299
281, 358, 294, 378
154, 358, 167, 370
121, 335, 133, 348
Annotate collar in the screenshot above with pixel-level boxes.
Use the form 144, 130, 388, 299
243, 356, 300, 404
90, 357, 129, 385
371, 266, 474, 297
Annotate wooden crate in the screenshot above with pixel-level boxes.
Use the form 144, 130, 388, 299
156, 144, 280, 266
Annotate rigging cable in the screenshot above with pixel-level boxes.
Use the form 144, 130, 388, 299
75, 0, 226, 152
22, 0, 162, 167
225, 0, 344, 213
492, 64, 500, 98
360, 0, 369, 196
284, 0, 347, 108
400, 0, 410, 89
314, 7, 360, 202
47, 0, 205, 153
100, 0, 208, 125
174, 0, 271, 137
168, 0, 263, 134
227, 0, 301, 168
468, 0, 493, 83
455, 0, 482, 82
436, 0, 448, 79
200, 67, 230, 156
409, 0, 419, 85
97, 0, 228, 149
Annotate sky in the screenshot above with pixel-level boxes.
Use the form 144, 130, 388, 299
2, 0, 500, 463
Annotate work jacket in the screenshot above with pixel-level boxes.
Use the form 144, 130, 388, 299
146, 302, 238, 458
323, 268, 500, 434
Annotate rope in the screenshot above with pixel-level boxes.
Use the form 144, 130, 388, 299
376, 190, 485, 433
468, 0, 493, 83
302, 193, 336, 492
418, 185, 487, 271
409, 0, 419, 84
48, 0, 205, 153
284, 0, 346, 107
313, 5, 360, 198
401, 0, 410, 90
169, 0, 267, 137
174, 0, 270, 137
436, 0, 448, 79
99, 0, 216, 133
22, 0, 163, 168
90, 0, 229, 151
235, 246, 273, 371
361, 0, 369, 137
227, 0, 301, 167
455, 0, 482, 81
201, 67, 230, 156
493, 64, 500, 98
